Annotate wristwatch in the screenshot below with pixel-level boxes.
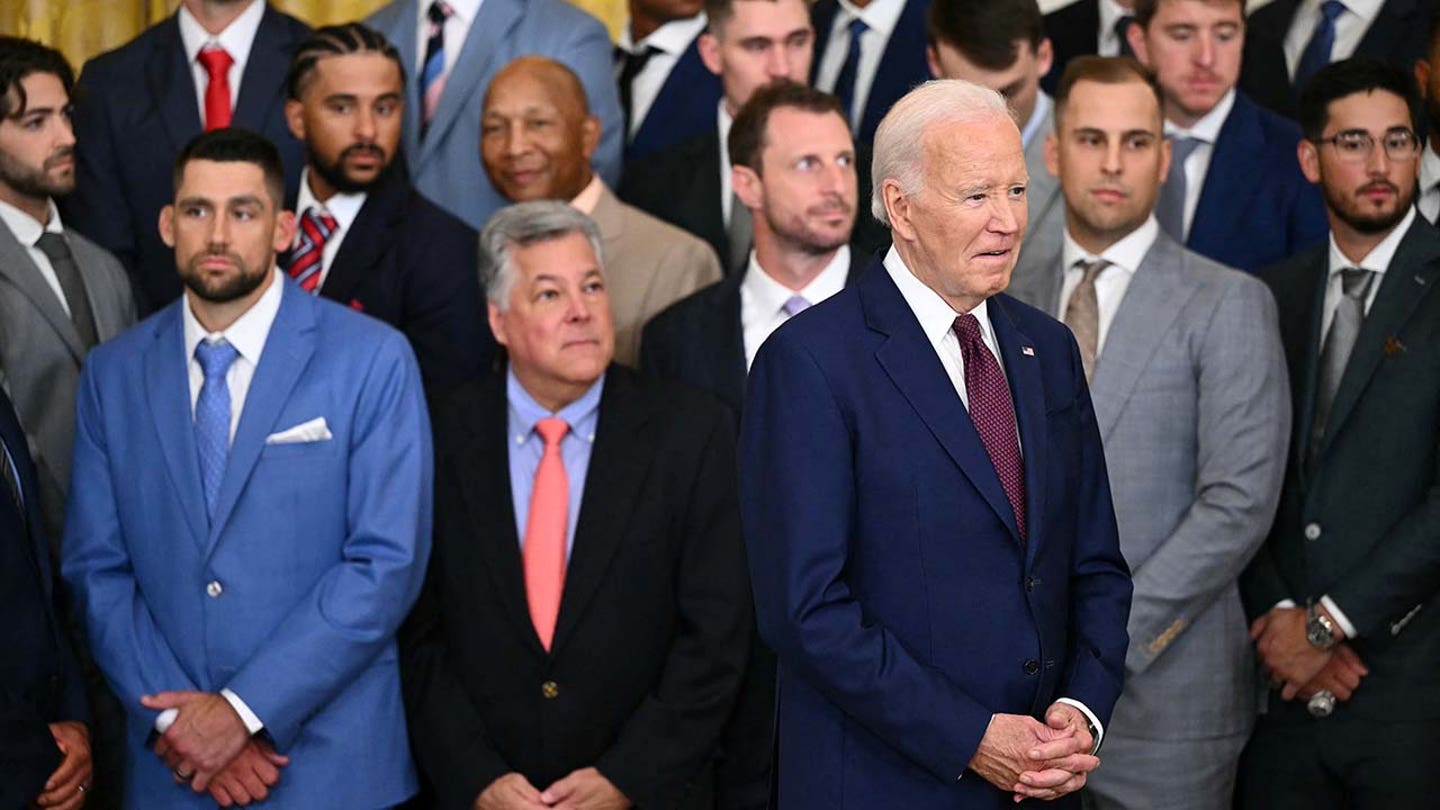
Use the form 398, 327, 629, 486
1306, 602, 1338, 651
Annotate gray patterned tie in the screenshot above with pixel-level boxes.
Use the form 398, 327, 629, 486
1156, 136, 1203, 241
35, 232, 99, 349
1064, 259, 1110, 381
1308, 267, 1375, 469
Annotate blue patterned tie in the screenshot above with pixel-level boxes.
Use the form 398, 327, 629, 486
195, 339, 239, 520
833, 17, 869, 128
1295, 1, 1346, 96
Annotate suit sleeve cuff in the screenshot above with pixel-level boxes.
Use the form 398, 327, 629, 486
1319, 595, 1359, 639
221, 689, 265, 735
1056, 698, 1104, 754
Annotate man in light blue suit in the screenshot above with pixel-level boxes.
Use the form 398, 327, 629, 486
61, 129, 432, 808
367, 0, 623, 230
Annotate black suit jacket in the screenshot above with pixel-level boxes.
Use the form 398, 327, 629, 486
69, 4, 309, 313
309, 167, 493, 395
403, 366, 752, 810
0, 389, 87, 808
626, 33, 723, 162
1239, 0, 1435, 117
810, 0, 931, 144
1040, 0, 1099, 96
1243, 219, 1440, 722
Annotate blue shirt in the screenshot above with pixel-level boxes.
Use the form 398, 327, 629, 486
507, 369, 604, 559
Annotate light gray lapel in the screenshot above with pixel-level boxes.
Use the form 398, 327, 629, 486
0, 220, 84, 361
1023, 105, 1061, 230
417, 0, 523, 168
1009, 199, 1065, 314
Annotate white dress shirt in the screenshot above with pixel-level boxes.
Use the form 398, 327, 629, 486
718, 101, 736, 226
1058, 216, 1159, 357
293, 168, 368, 291
413, 0, 484, 79
741, 245, 851, 368
1098, 0, 1137, 56
1283, 0, 1384, 79
0, 198, 71, 316
883, 244, 1106, 753
1163, 88, 1235, 239
617, 14, 709, 139
814, 0, 907, 130
177, 0, 265, 120
1419, 144, 1440, 224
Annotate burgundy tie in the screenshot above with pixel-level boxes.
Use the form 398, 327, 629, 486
953, 313, 1027, 542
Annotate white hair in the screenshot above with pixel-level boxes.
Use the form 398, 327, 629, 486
870, 79, 1013, 225
479, 200, 605, 310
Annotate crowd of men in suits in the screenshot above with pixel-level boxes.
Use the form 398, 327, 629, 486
1, 0, 1439, 807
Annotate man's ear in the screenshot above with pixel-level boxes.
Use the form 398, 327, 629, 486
488, 300, 510, 347
284, 99, 306, 142
733, 164, 764, 211
699, 32, 724, 77
882, 178, 916, 243
1297, 139, 1322, 185
159, 205, 176, 248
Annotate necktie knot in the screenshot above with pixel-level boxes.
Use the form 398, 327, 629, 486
1339, 267, 1374, 299
535, 416, 570, 448
952, 312, 983, 346
427, 0, 453, 25
848, 17, 869, 41
782, 295, 811, 317
1319, 0, 1346, 23
197, 46, 233, 79
195, 339, 239, 382
1076, 258, 1111, 284
303, 206, 338, 238
34, 232, 68, 261
1169, 135, 1203, 162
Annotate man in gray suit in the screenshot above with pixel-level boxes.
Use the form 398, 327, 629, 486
1007, 56, 1289, 810
0, 38, 135, 544
926, 0, 1061, 243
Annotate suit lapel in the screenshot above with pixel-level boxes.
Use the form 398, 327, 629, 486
809, 0, 838, 85
143, 305, 209, 549
551, 369, 656, 654
149, 16, 204, 158
1357, 0, 1421, 57
0, 224, 85, 361
989, 296, 1047, 561
863, 265, 1022, 542
860, 0, 927, 137
232, 6, 295, 134
205, 280, 316, 554
712, 278, 747, 411
1189, 95, 1259, 252
322, 171, 406, 305
418, 0, 522, 169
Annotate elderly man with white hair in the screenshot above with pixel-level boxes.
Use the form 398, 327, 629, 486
738, 79, 1133, 809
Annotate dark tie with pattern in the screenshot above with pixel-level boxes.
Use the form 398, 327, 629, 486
1308, 267, 1375, 471
616, 44, 660, 141
35, 232, 99, 349
953, 313, 1027, 542
1296, 0, 1346, 95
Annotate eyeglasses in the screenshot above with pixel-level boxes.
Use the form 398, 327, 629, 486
1312, 128, 1420, 163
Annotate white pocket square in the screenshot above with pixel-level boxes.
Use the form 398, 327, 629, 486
265, 417, 332, 445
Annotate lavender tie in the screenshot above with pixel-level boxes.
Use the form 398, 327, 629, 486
782, 295, 811, 317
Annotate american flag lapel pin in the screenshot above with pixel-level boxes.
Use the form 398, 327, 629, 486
1022, 346, 1035, 356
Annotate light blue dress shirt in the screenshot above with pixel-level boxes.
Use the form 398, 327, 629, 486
507, 369, 604, 559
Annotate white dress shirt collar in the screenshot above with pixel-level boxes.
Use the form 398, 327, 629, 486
835, 0, 905, 41
620, 12, 708, 54
183, 267, 285, 372
295, 168, 367, 235
420, 0, 483, 25
1327, 206, 1413, 278
177, 0, 265, 74
745, 245, 851, 311
0, 197, 62, 243
883, 244, 997, 352
1164, 87, 1235, 143
1098, 0, 1135, 56
1062, 215, 1159, 278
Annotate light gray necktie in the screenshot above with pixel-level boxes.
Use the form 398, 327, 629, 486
726, 193, 753, 276
35, 232, 99, 349
1155, 136, 1203, 241
1308, 267, 1375, 468
1064, 259, 1110, 381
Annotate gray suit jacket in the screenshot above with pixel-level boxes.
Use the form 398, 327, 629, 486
1025, 102, 1062, 245
1008, 230, 1289, 746
0, 221, 135, 541
591, 183, 722, 368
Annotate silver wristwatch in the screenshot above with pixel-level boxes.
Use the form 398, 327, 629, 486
1306, 602, 1338, 651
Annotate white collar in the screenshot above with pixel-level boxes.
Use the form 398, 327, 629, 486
1099, 0, 1135, 40
883, 244, 996, 346
835, 0, 907, 40
1164, 88, 1236, 143
438, 0, 483, 22
1303, 0, 1383, 24
620, 13, 708, 54
1327, 206, 1415, 277
1062, 215, 1160, 277
0, 197, 62, 246
182, 267, 285, 370
177, 0, 265, 67
294, 168, 368, 235
744, 244, 851, 311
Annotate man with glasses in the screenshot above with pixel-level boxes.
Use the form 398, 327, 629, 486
1239, 57, 1440, 809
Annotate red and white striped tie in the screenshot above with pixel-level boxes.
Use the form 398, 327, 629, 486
287, 207, 338, 294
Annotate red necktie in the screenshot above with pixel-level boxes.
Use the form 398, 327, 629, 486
524, 417, 569, 651
953, 314, 1027, 542
198, 46, 234, 131
287, 208, 338, 294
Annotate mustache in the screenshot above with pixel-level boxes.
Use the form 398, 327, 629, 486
808, 195, 854, 216
1358, 180, 1398, 196
44, 146, 74, 169
341, 142, 386, 162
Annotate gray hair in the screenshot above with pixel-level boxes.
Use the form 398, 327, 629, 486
479, 200, 606, 310
870, 79, 1013, 225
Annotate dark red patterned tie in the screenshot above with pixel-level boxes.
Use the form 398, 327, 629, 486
953, 314, 1027, 542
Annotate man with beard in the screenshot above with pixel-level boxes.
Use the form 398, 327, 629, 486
283, 22, 490, 395
62, 128, 432, 808
481, 56, 720, 367
1238, 58, 1440, 809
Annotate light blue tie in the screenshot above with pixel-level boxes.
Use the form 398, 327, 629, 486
195, 339, 239, 520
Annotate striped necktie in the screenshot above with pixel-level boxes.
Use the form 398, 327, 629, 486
287, 207, 338, 294
420, 1, 454, 137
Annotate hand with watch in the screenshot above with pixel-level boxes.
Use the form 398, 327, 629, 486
1249, 601, 1345, 702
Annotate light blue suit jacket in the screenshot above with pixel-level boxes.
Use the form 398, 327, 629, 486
61, 276, 433, 808
367, 0, 623, 230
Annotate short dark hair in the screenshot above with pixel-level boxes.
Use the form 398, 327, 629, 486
706, 0, 789, 36
728, 81, 845, 173
1298, 57, 1423, 141
0, 36, 74, 120
1132, 0, 1247, 29
925, 0, 1044, 71
172, 128, 287, 206
1053, 55, 1164, 125
286, 23, 406, 101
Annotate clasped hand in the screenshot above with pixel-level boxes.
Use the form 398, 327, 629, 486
1250, 608, 1368, 703
969, 703, 1099, 802
141, 691, 289, 805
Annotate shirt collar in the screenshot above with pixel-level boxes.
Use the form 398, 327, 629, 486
1062, 215, 1159, 277
1327, 206, 1414, 277
882, 244, 995, 347
744, 244, 852, 313
1098, 0, 1134, 44
1306, 0, 1382, 24
182, 267, 285, 369
0, 197, 62, 245
295, 168, 368, 235
621, 13, 708, 54
1422, 142, 1440, 193
506, 366, 605, 445
1164, 87, 1236, 143
835, 0, 906, 39
177, 0, 265, 67
1021, 92, 1052, 150
569, 174, 606, 215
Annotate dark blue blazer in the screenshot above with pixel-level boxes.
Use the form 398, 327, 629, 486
69, 5, 309, 314
1186, 91, 1328, 273
739, 258, 1132, 808
1040, 0, 1098, 96
627, 34, 722, 161
810, 0, 931, 143
0, 388, 87, 808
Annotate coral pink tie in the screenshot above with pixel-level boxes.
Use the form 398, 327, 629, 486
197, 46, 234, 131
524, 417, 569, 651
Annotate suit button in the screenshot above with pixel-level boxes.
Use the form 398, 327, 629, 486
1304, 523, 1322, 541
205, 580, 223, 598
1023, 659, 1040, 676
1025, 576, 1036, 592
541, 681, 559, 699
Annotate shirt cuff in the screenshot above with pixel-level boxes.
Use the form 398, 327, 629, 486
1320, 595, 1359, 639
1274, 599, 1297, 609
1056, 698, 1104, 754
221, 688, 265, 735
154, 708, 178, 734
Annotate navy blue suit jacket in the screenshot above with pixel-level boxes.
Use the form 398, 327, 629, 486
0, 389, 87, 808
69, 5, 309, 313
810, 0, 931, 143
1186, 92, 1327, 273
627, 34, 722, 161
739, 258, 1131, 808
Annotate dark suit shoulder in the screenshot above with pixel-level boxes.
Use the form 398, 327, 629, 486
607, 364, 733, 437
619, 132, 717, 200
401, 188, 478, 240
1259, 240, 1326, 296
1044, 0, 1099, 27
